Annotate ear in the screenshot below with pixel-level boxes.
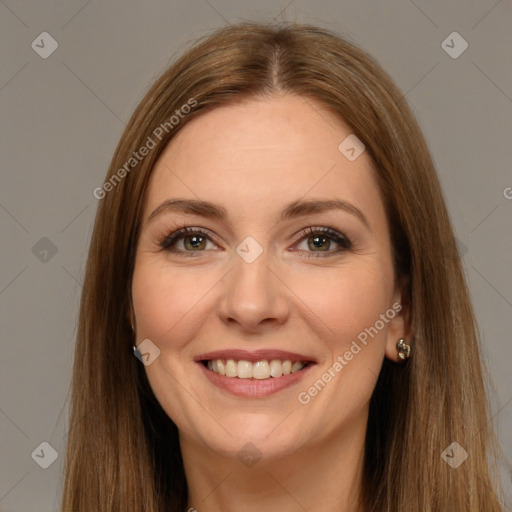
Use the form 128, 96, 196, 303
384, 277, 413, 363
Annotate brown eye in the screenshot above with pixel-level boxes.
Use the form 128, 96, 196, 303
307, 235, 330, 251
182, 234, 207, 251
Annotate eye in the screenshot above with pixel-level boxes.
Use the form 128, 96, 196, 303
159, 225, 352, 258
292, 227, 352, 258
159, 227, 218, 256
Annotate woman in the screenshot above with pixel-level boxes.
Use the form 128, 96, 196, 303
61, 21, 505, 511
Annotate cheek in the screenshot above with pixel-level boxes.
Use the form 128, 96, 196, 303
290, 260, 394, 345
291, 265, 394, 430
131, 260, 214, 347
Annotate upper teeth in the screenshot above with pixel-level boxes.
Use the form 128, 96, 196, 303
206, 359, 306, 379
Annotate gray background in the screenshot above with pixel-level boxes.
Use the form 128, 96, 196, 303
0, 1, 511, 510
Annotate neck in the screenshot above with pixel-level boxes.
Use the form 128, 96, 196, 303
180, 413, 367, 512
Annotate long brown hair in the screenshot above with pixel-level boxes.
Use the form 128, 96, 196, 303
61, 21, 505, 511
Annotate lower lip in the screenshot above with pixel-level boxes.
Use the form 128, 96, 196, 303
197, 362, 315, 398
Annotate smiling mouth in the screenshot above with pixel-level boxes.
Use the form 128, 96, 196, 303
202, 358, 312, 380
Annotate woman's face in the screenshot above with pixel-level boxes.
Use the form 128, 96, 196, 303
132, 93, 408, 460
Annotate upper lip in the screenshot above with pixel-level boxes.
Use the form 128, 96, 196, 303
194, 349, 317, 363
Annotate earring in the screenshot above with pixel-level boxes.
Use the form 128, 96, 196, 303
396, 338, 411, 360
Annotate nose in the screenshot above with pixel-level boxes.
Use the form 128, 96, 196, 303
217, 248, 290, 333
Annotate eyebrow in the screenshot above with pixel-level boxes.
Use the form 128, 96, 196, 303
146, 197, 372, 231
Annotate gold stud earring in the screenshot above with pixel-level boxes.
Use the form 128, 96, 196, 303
396, 338, 411, 360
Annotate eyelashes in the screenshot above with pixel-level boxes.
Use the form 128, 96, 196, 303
159, 227, 216, 255
158, 225, 353, 258
288, 226, 353, 258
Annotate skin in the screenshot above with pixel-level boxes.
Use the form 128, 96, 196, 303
131, 93, 411, 512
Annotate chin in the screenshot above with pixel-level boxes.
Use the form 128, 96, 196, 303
203, 427, 304, 463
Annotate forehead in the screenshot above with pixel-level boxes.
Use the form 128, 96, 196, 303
143, 94, 383, 226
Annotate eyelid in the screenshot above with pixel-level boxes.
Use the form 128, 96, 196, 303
159, 226, 219, 252
291, 226, 352, 256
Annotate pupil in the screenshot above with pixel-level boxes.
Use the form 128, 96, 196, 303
309, 236, 329, 251
186, 236, 205, 250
